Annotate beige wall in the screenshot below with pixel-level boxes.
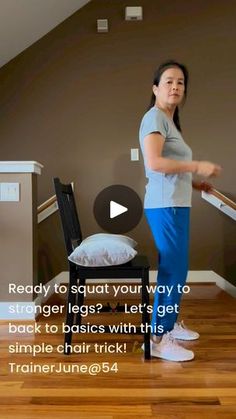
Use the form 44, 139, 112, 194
38, 211, 67, 284
0, 0, 235, 285
0, 173, 38, 302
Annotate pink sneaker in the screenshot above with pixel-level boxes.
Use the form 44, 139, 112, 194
170, 320, 200, 341
142, 332, 194, 362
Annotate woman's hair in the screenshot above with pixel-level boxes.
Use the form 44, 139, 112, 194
148, 60, 189, 132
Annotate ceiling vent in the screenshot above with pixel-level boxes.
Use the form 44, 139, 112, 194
125, 6, 143, 21
97, 19, 109, 33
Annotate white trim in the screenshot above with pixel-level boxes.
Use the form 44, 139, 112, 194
202, 191, 236, 221
53, 270, 236, 298
0, 276, 57, 320
34, 275, 58, 306
1, 270, 234, 320
38, 201, 58, 223
0, 302, 35, 320
0, 161, 43, 175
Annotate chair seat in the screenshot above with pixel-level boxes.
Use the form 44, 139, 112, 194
73, 255, 150, 271
71, 255, 150, 280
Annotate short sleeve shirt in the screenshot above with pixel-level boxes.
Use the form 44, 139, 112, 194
139, 106, 193, 208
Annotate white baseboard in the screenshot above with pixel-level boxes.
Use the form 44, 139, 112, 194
0, 302, 35, 320
0, 276, 58, 321
1, 270, 235, 320
53, 270, 236, 298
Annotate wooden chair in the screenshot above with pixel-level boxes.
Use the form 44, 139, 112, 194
54, 177, 150, 359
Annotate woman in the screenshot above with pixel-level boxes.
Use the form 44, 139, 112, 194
139, 60, 222, 362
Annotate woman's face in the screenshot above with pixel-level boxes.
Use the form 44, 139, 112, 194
153, 67, 185, 108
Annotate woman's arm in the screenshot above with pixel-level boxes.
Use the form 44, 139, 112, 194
144, 133, 222, 177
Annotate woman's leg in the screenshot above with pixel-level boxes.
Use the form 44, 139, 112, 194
144, 207, 190, 336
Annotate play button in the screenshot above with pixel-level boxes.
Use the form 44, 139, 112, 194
110, 201, 128, 219
93, 185, 143, 233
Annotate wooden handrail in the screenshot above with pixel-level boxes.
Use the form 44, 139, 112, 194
37, 195, 57, 214
210, 188, 236, 211
37, 182, 74, 216
37, 187, 235, 218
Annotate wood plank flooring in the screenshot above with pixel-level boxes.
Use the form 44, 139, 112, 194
0, 284, 236, 418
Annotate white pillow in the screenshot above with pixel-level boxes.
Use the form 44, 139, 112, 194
82, 233, 137, 248
68, 234, 137, 267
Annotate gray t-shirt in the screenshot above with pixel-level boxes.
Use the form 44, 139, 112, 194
139, 106, 193, 208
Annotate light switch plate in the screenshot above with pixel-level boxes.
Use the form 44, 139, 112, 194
0, 183, 20, 201
131, 148, 139, 161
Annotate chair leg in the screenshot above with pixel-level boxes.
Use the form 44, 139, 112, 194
76, 278, 86, 326
64, 270, 77, 354
142, 268, 151, 360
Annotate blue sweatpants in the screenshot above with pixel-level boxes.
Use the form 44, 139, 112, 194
144, 207, 190, 336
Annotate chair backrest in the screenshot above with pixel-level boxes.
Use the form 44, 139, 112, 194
54, 178, 82, 256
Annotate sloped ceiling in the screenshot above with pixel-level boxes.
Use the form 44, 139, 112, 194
0, 0, 91, 68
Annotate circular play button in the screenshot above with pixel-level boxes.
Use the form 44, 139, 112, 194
93, 185, 143, 233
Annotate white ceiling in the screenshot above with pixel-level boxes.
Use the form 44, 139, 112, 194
0, 0, 91, 68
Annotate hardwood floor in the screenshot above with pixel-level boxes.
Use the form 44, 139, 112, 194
0, 284, 236, 418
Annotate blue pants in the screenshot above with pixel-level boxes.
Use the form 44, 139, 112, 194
145, 207, 190, 336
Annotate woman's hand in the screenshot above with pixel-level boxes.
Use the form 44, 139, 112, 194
192, 180, 213, 192
194, 161, 222, 177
